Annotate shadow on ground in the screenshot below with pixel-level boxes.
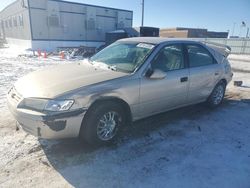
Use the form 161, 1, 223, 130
38, 96, 250, 187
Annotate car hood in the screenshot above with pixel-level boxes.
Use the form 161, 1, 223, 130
14, 62, 128, 98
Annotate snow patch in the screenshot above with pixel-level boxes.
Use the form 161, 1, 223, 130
0, 48, 250, 187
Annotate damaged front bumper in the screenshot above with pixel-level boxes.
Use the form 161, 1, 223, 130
7, 97, 87, 139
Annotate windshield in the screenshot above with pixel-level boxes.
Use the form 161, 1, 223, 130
90, 42, 155, 73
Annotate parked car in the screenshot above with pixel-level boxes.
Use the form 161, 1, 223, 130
7, 37, 233, 145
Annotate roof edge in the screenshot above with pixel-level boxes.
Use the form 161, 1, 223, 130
49, 0, 133, 13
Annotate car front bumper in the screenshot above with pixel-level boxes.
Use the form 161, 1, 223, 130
7, 95, 87, 139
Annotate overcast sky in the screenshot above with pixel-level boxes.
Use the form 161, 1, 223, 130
1, 0, 250, 36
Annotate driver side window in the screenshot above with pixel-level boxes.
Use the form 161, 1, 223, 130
151, 44, 184, 72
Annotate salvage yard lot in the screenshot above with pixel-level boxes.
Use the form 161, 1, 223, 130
0, 48, 250, 188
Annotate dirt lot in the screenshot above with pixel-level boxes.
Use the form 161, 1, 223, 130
0, 48, 250, 188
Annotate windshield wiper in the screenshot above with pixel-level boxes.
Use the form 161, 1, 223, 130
89, 61, 132, 73
109, 65, 117, 71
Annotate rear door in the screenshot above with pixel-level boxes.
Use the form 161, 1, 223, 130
185, 43, 221, 103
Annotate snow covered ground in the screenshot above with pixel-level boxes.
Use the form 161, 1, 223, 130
228, 54, 250, 63
0, 48, 250, 188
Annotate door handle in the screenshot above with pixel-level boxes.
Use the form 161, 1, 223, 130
180, 77, 188, 82
215, 72, 219, 76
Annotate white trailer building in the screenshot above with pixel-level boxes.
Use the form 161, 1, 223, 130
0, 0, 133, 51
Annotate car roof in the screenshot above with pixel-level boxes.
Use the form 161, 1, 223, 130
118, 37, 202, 45
117, 37, 230, 60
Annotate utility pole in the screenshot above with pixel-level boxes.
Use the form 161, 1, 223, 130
246, 27, 249, 38
141, 0, 144, 27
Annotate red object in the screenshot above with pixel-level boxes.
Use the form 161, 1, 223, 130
60, 52, 65, 59
43, 51, 47, 58
38, 49, 41, 57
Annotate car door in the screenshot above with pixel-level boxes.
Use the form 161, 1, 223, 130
139, 44, 189, 118
185, 43, 222, 103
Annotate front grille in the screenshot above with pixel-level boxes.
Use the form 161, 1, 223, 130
8, 87, 23, 104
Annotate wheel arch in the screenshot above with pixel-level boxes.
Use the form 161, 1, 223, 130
79, 97, 132, 137
220, 78, 227, 86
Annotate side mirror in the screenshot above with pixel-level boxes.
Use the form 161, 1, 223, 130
147, 69, 166, 80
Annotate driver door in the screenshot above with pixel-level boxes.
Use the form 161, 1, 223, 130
139, 44, 189, 118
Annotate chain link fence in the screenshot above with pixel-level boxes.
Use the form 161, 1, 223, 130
196, 38, 250, 54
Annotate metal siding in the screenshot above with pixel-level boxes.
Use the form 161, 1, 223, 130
49, 0, 132, 13
69, 4, 86, 13
0, 0, 31, 40
30, 8, 87, 40
96, 7, 117, 17
96, 16, 116, 39
28, 0, 47, 9
30, 9, 48, 39
1, 0, 133, 47
60, 13, 86, 40
28, 0, 132, 42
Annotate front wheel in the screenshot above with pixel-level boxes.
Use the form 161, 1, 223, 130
207, 81, 226, 108
80, 102, 125, 146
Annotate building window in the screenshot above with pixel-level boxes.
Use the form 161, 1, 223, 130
1, 20, 4, 29
86, 18, 95, 30
5, 20, 8, 28
19, 14, 24, 26
9, 18, 12, 27
48, 15, 59, 27
13, 16, 18, 27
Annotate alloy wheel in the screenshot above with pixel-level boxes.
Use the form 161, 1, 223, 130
96, 111, 121, 141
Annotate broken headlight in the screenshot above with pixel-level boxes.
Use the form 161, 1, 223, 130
18, 98, 47, 111
44, 100, 74, 112
18, 98, 74, 112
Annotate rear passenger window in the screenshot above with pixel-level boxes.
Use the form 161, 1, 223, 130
152, 44, 184, 72
187, 45, 214, 67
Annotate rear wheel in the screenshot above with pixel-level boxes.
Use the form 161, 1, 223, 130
207, 81, 226, 108
80, 102, 125, 146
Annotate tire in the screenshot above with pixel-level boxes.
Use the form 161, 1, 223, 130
80, 101, 125, 146
207, 81, 226, 108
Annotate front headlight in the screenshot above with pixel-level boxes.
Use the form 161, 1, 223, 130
18, 98, 74, 112
19, 98, 47, 111
44, 100, 74, 112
